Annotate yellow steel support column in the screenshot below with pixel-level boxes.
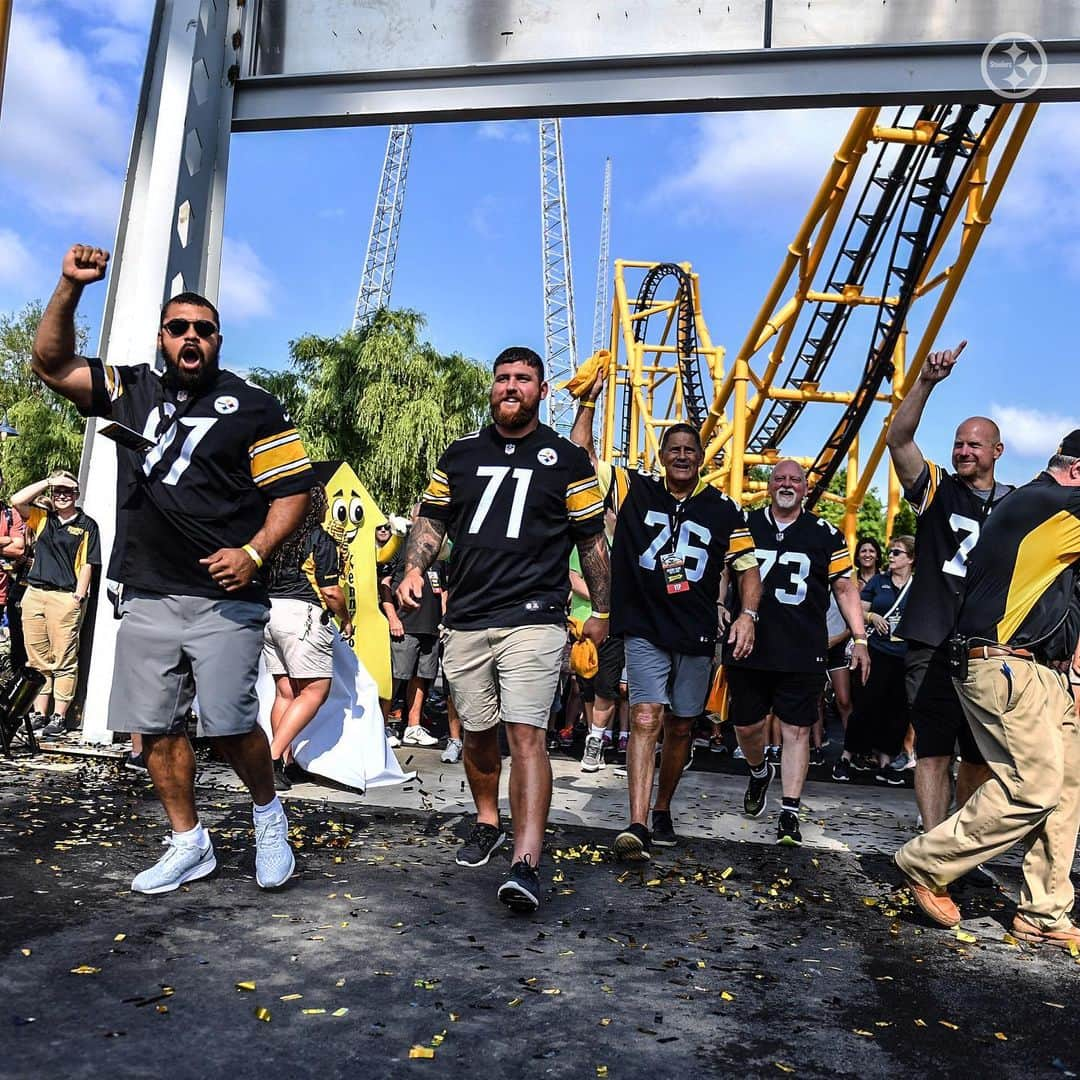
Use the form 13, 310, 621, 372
886, 329, 906, 538
729, 354, 751, 503
844, 435, 860, 548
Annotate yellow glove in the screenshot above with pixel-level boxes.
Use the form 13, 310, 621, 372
560, 350, 610, 398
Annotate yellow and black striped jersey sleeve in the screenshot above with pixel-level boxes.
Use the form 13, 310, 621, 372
727, 518, 757, 571
828, 538, 854, 581
249, 427, 311, 491
420, 462, 453, 518
566, 474, 604, 529
904, 459, 943, 516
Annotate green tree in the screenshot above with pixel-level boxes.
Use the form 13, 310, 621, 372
814, 468, 887, 545
892, 497, 917, 539
0, 303, 88, 493
251, 309, 490, 513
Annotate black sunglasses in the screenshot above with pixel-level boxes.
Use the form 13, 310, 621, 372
161, 318, 219, 339
887, 548, 909, 557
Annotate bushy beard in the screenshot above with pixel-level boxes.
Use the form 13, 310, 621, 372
163, 352, 220, 393
490, 397, 538, 430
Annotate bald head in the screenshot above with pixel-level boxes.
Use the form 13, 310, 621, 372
952, 417, 1003, 487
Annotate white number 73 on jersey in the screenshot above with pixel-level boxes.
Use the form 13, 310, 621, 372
756, 549, 810, 606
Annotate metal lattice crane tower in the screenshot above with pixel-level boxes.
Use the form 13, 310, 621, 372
591, 157, 612, 356
352, 124, 413, 330
539, 118, 578, 432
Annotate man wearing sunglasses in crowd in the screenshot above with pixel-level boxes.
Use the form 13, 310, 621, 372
10, 469, 100, 738
30, 244, 315, 897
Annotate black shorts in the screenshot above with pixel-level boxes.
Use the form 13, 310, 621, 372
826, 642, 849, 672
905, 642, 985, 763
578, 636, 625, 704
726, 667, 823, 729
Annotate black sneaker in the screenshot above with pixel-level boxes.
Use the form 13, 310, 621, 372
497, 856, 541, 913
273, 758, 292, 791
831, 758, 852, 782
455, 821, 507, 867
283, 761, 307, 784
765, 744, 782, 764
809, 746, 825, 767
776, 810, 802, 846
27, 711, 46, 732
651, 810, 677, 848
41, 716, 67, 738
743, 763, 776, 818
875, 766, 905, 787
612, 822, 651, 862
849, 753, 875, 773
123, 752, 149, 774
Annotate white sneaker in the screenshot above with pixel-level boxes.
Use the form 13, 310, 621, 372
254, 808, 295, 889
733, 746, 746, 761
581, 734, 605, 773
132, 837, 216, 895
440, 737, 463, 764
402, 725, 439, 747
385, 725, 401, 748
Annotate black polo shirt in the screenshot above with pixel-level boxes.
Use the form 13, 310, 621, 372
25, 507, 101, 592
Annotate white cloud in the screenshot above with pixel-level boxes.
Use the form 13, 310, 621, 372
991, 403, 1080, 459
26, 0, 156, 30
476, 121, 533, 145
0, 229, 38, 286
0, 10, 131, 232
218, 238, 273, 322
468, 195, 504, 240
88, 25, 147, 66
654, 109, 852, 226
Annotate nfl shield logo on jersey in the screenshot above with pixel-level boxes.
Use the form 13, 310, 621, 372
537, 447, 558, 467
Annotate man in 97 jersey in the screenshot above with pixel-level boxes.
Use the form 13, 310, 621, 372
886, 340, 1011, 833
398, 347, 610, 914
725, 461, 870, 845
32, 245, 314, 897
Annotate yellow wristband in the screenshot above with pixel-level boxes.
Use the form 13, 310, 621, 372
580, 401, 596, 409
590, 610, 610, 620
853, 637, 868, 646
242, 543, 264, 569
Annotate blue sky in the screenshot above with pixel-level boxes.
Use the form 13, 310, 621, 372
2, 1, 1078, 492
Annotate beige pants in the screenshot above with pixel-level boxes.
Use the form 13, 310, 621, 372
21, 586, 84, 703
896, 657, 1080, 929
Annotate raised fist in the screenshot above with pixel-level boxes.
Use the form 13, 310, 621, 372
62, 245, 110, 286
920, 339, 967, 385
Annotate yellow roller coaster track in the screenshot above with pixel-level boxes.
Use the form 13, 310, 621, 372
597, 101, 1037, 548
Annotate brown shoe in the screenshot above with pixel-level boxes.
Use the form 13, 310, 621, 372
903, 876, 961, 928
1012, 914, 1080, 949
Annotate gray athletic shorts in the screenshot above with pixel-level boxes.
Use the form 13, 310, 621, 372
442, 624, 565, 732
390, 632, 439, 681
108, 589, 269, 737
624, 635, 712, 718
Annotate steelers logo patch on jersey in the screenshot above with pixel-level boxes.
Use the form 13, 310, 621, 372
537, 447, 558, 467
214, 395, 239, 415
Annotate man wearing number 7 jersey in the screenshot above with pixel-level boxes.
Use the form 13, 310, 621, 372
725, 461, 870, 846
886, 339, 1011, 833
398, 347, 610, 914
31, 245, 314, 897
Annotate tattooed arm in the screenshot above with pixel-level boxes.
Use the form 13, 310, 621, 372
577, 530, 611, 646
395, 516, 447, 611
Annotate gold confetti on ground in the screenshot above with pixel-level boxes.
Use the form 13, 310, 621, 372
70, 965, 100, 975
409, 1046, 435, 1059
254, 1007, 271, 1023
235, 981, 256, 992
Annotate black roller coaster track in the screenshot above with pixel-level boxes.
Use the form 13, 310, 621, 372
805, 103, 999, 510
621, 263, 706, 457
748, 105, 933, 454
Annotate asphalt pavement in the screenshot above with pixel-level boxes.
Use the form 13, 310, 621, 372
2, 743, 1079, 1079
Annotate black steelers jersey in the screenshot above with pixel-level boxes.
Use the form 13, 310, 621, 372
420, 423, 604, 630
958, 472, 1080, 661
898, 460, 1012, 647
268, 526, 340, 605
726, 507, 851, 673
609, 467, 756, 656
85, 358, 314, 602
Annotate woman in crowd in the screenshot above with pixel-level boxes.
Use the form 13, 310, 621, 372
855, 535, 882, 591
262, 484, 353, 789
11, 470, 101, 738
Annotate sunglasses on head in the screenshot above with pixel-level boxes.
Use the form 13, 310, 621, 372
161, 318, 218, 339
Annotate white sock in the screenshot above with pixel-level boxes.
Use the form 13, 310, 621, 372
590, 725, 607, 739
173, 821, 209, 849
253, 796, 284, 821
